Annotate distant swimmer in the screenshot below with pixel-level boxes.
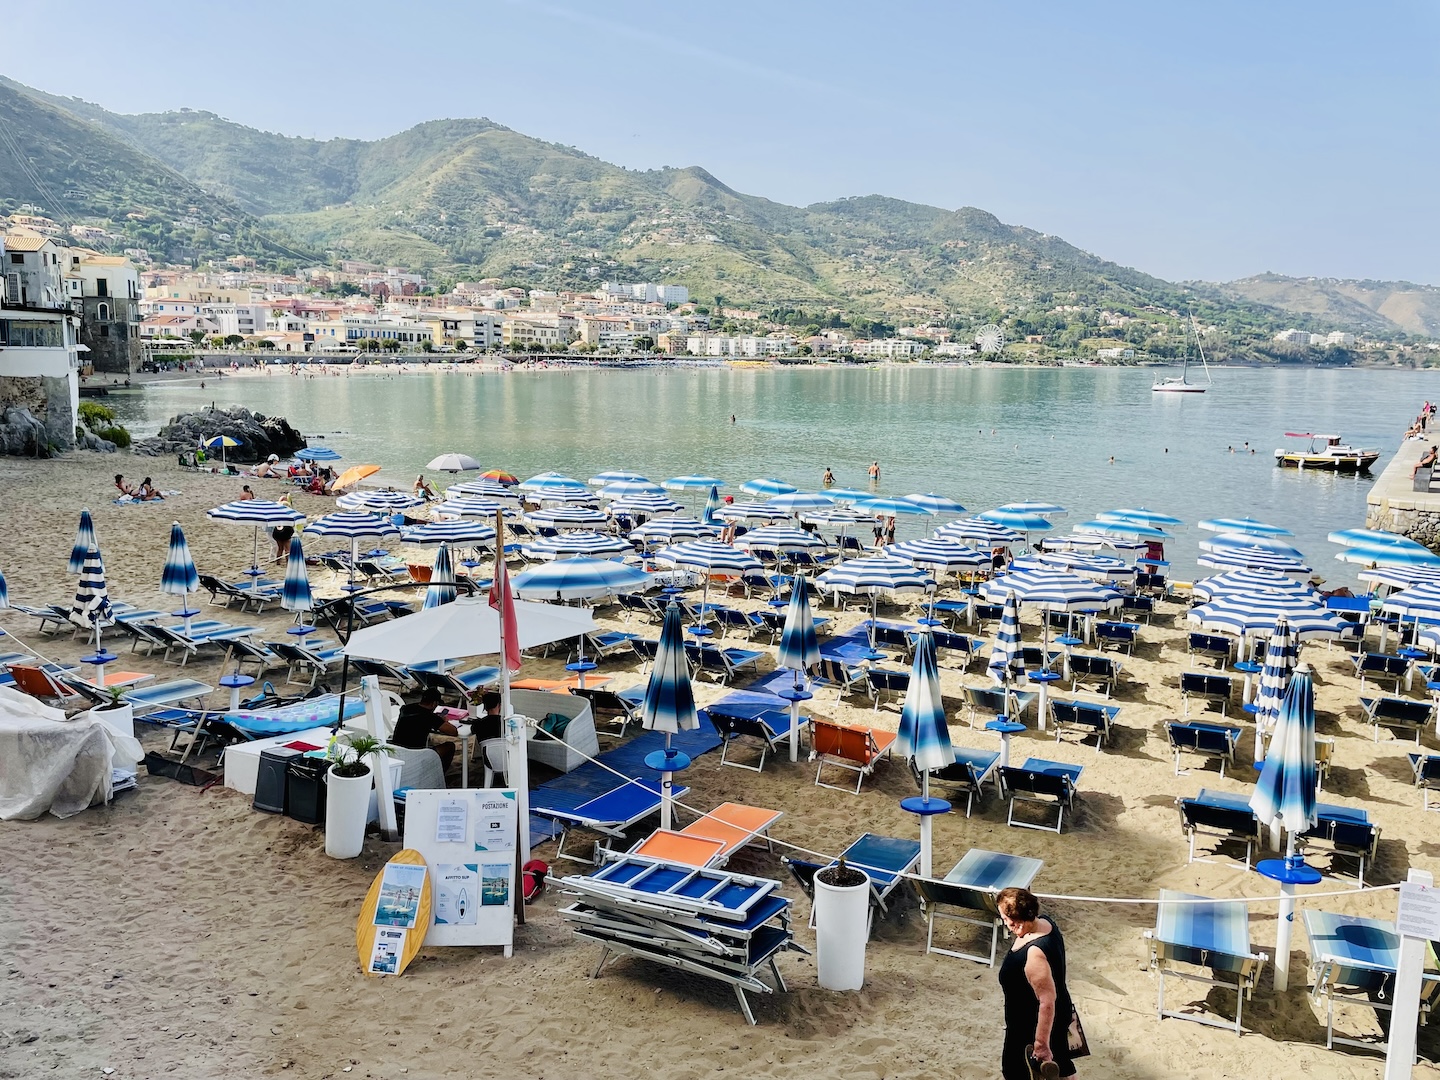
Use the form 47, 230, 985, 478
1108, 456, 1115, 465
868, 461, 881, 483
730, 414, 736, 424
822, 467, 836, 487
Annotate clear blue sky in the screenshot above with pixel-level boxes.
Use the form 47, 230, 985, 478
8, 1, 1437, 284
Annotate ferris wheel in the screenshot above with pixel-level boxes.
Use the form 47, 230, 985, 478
974, 324, 1006, 354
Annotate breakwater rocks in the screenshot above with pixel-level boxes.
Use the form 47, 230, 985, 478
131, 406, 308, 463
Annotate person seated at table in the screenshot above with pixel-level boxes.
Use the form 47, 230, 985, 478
391, 688, 458, 773
471, 690, 503, 742
136, 477, 164, 501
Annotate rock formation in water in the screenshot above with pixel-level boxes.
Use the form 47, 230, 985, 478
131, 405, 308, 462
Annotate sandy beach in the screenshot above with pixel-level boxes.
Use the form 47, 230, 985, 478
1, 450, 1436, 1080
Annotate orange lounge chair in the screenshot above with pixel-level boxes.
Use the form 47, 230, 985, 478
511, 675, 614, 692
7, 665, 87, 707
630, 802, 784, 867
810, 718, 897, 793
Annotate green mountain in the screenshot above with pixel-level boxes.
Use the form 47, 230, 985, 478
1214, 273, 1440, 338
1, 75, 1430, 356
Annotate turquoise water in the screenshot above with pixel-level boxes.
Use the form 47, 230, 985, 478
109, 364, 1431, 583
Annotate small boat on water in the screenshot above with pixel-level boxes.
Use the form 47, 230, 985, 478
1152, 310, 1212, 394
1274, 432, 1380, 472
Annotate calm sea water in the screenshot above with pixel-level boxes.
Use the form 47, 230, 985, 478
108, 364, 1432, 584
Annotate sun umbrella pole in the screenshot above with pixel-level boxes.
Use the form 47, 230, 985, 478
660, 731, 674, 831
1273, 831, 1299, 992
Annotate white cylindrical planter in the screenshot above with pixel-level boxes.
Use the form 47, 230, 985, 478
325, 766, 372, 859
91, 703, 138, 777
814, 868, 870, 991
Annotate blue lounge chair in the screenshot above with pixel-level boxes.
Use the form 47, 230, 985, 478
1120, 594, 1155, 623
1359, 695, 1433, 743
914, 849, 1044, 964
1136, 571, 1168, 597
711, 607, 767, 642
582, 630, 640, 661
533, 778, 681, 863
963, 684, 1038, 726
1300, 803, 1380, 887
1049, 699, 1119, 751
1167, 721, 1243, 777
1409, 753, 1440, 811
264, 640, 346, 688
1067, 652, 1121, 697
1353, 652, 1410, 694
406, 663, 500, 702
813, 655, 867, 701
708, 703, 806, 773
684, 643, 764, 685
1187, 632, 1233, 668
1000, 758, 1083, 833
910, 747, 1000, 818
1147, 889, 1267, 1035
629, 637, 661, 672
867, 621, 915, 658
571, 685, 645, 739
1094, 621, 1139, 654
150, 622, 261, 666
1177, 788, 1261, 870
865, 666, 911, 711
826, 833, 922, 924
124, 678, 214, 711
931, 629, 986, 670
1180, 671, 1233, 717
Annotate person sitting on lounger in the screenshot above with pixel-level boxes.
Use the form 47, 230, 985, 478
1413, 444, 1437, 478
392, 688, 458, 774
136, 477, 164, 501
114, 473, 135, 497
413, 474, 438, 501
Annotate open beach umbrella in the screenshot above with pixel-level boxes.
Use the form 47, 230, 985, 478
766, 491, 837, 514
664, 475, 725, 491
1200, 532, 1306, 559
68, 509, 97, 575
1198, 517, 1292, 536
735, 526, 827, 553
904, 493, 968, 516
160, 521, 201, 634
1249, 663, 1318, 992
742, 478, 799, 497
1328, 527, 1428, 551
1380, 583, 1440, 647
654, 540, 763, 614
424, 543, 457, 610
203, 434, 241, 464
1334, 545, 1440, 568
857, 496, 930, 517
447, 480, 521, 501
208, 499, 307, 582
479, 469, 518, 486
979, 510, 1054, 545
1191, 569, 1318, 603
401, 520, 497, 547
600, 480, 666, 500
589, 471, 649, 487
1357, 565, 1440, 591
336, 489, 424, 514
303, 511, 402, 589
702, 485, 721, 526
996, 501, 1067, 519
1250, 618, 1298, 761
533, 488, 601, 506
438, 497, 518, 520
982, 567, 1123, 656
822, 488, 872, 504
1197, 548, 1313, 575
776, 573, 822, 763
525, 506, 610, 530
814, 556, 932, 629
897, 630, 955, 877
938, 518, 1024, 547
281, 535, 314, 617
1027, 550, 1136, 585
641, 602, 700, 831
512, 557, 651, 601
427, 453, 481, 473
987, 590, 1023, 691
520, 471, 585, 492
630, 518, 715, 547
332, 464, 381, 493
715, 502, 788, 524
611, 493, 685, 517
522, 531, 630, 560
1073, 519, 1173, 542
885, 537, 989, 575
69, 547, 115, 663
1187, 595, 1347, 647
1099, 507, 1184, 527
296, 446, 343, 463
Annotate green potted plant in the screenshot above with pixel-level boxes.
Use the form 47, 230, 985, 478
325, 733, 386, 859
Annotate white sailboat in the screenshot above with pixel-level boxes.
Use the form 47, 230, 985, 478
1152, 311, 1213, 394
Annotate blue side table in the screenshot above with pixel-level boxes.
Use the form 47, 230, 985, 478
1056, 636, 1082, 679
1257, 853, 1322, 992
220, 671, 256, 711
1029, 670, 1061, 731
1234, 660, 1263, 703
644, 746, 692, 832
900, 795, 952, 878
565, 659, 598, 689
986, 717, 1025, 768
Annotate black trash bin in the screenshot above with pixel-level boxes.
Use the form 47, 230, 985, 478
285, 756, 328, 825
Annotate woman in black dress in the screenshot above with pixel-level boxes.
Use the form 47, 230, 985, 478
996, 887, 1076, 1079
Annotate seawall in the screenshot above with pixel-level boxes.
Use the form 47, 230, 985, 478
1365, 437, 1440, 549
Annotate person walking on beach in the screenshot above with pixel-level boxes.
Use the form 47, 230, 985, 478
997, 887, 1078, 1079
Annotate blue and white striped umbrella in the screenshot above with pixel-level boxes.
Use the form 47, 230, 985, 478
401, 520, 497, 546
715, 502, 788, 523
534, 488, 601, 506
987, 590, 1023, 687
1251, 663, 1317, 832
281, 535, 314, 614
160, 521, 199, 596
1198, 517, 1292, 536
904, 493, 968, 515
980, 509, 1054, 534
777, 574, 821, 677
735, 526, 827, 553
1074, 519, 1173, 542
69, 547, 114, 635
802, 506, 870, 527
68, 509, 98, 574
589, 471, 649, 487
1040, 534, 1109, 553
814, 556, 931, 597
0, 568, 7, 609
937, 517, 1023, 546
1023, 551, 1135, 584
600, 480, 666, 500
611, 493, 685, 516
857, 496, 931, 517
336, 489, 424, 513
296, 446, 343, 462
702, 485, 721, 526
424, 543, 457, 609
1328, 527, 1426, 550
741, 478, 798, 497
643, 602, 700, 734
1200, 532, 1306, 559
1380, 583, 1440, 622
1198, 548, 1313, 575
1188, 595, 1346, 643
1357, 566, 1440, 590
1250, 617, 1297, 757
664, 475, 725, 491
520, 471, 586, 492
885, 537, 989, 573
630, 518, 715, 546
898, 630, 954, 772
304, 511, 402, 543
207, 499, 306, 525
996, 501, 1068, 518
525, 506, 610, 530
436, 497, 517, 519
1099, 507, 1184, 527
655, 540, 763, 576
1191, 569, 1318, 603
1335, 545, 1440, 568
446, 480, 521, 500
522, 531, 630, 560
980, 568, 1123, 613
766, 491, 837, 514
512, 557, 651, 601
821, 488, 872, 504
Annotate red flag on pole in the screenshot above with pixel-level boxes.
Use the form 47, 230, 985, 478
489, 555, 522, 674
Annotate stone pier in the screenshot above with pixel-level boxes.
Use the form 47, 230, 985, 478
1365, 437, 1440, 549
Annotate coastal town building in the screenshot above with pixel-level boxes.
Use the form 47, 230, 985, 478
0, 233, 83, 449
65, 251, 142, 374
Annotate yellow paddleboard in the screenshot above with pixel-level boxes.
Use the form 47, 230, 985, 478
357, 848, 432, 976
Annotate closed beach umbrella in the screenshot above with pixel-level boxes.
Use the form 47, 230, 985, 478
296, 446, 343, 463
161, 521, 201, 634
208, 499, 307, 580
1250, 618, 1297, 762
512, 557, 651, 601
68, 509, 97, 575
938, 517, 1023, 547
885, 537, 989, 575
0, 568, 7, 609
400, 520, 497, 546
447, 480, 521, 501
1198, 517, 1292, 536
479, 469, 519, 486
904, 493, 968, 515
520, 471, 585, 492
522, 531, 629, 560
69, 547, 115, 657
589, 471, 649, 487
332, 464, 381, 493
641, 602, 700, 831
897, 629, 955, 877
630, 518, 715, 547
664, 475, 725, 491
735, 526, 827, 553
1099, 507, 1184, 527
336, 489, 424, 513
426, 452, 481, 473
777, 573, 822, 763
1198, 548, 1313, 575
525, 506, 609, 530
741, 478, 798, 497
1191, 569, 1318, 603
1249, 663, 1318, 991
702, 485, 721, 526
281, 535, 314, 616
424, 543, 457, 610
600, 480, 666, 500
1334, 545, 1440, 568
766, 491, 837, 514
987, 590, 1023, 689
611, 493, 685, 517
1200, 532, 1306, 560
